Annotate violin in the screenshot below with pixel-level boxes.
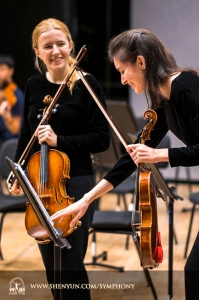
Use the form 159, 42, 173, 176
26, 149, 80, 243
138, 109, 163, 268
25, 96, 81, 243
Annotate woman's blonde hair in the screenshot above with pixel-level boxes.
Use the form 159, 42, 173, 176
32, 18, 77, 93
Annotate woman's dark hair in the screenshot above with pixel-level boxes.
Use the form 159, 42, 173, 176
108, 29, 198, 109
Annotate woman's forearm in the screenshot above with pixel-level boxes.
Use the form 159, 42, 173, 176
84, 179, 114, 205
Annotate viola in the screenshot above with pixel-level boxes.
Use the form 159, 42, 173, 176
0, 82, 17, 107
138, 109, 163, 268
24, 96, 81, 243
25, 147, 80, 243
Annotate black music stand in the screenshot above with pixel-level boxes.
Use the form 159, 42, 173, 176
144, 162, 183, 299
6, 157, 71, 300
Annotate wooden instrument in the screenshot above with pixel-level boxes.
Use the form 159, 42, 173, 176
26, 148, 80, 243
24, 96, 81, 243
6, 156, 71, 250
75, 70, 163, 268
138, 109, 163, 268
0, 82, 17, 107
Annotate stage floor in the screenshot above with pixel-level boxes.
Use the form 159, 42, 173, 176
1, 182, 198, 299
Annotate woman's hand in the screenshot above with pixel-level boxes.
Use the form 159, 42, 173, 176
9, 179, 23, 195
0, 100, 11, 118
51, 198, 89, 228
126, 143, 169, 165
35, 125, 57, 146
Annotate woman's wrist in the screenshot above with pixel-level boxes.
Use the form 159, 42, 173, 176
4, 114, 13, 125
156, 148, 169, 162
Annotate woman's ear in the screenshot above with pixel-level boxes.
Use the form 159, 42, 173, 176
69, 41, 73, 53
137, 55, 146, 69
34, 48, 42, 60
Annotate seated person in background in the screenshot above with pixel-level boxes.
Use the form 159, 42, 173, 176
0, 54, 24, 150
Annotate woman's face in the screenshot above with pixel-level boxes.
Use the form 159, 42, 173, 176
35, 28, 72, 74
113, 56, 146, 94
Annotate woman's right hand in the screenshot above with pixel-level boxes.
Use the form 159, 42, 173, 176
9, 179, 23, 195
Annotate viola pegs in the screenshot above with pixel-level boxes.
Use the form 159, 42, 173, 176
77, 220, 82, 227
51, 109, 57, 114
52, 104, 60, 114
37, 114, 42, 119
74, 220, 82, 230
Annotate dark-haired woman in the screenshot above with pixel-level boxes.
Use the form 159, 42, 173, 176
52, 28, 199, 300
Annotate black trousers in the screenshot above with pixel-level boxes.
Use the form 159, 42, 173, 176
184, 231, 199, 300
38, 175, 96, 300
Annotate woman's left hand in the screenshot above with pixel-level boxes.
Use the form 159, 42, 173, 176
35, 125, 57, 147
126, 143, 165, 165
51, 198, 89, 228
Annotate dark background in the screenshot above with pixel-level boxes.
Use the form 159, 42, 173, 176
0, 0, 130, 100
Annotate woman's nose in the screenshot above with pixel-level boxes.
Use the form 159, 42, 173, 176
52, 45, 59, 54
121, 76, 127, 85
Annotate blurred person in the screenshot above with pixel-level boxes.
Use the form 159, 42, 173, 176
0, 54, 24, 150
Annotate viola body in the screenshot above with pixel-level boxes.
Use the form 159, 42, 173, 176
139, 167, 159, 268
138, 109, 163, 268
0, 82, 17, 107
25, 149, 76, 242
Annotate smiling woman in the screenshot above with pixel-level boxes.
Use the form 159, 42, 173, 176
32, 19, 75, 86
50, 28, 199, 300
34, 29, 72, 84
114, 56, 146, 94
9, 18, 110, 300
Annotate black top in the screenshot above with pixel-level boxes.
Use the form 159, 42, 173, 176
104, 71, 199, 187
14, 73, 110, 176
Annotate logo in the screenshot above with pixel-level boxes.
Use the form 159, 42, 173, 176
9, 277, 25, 295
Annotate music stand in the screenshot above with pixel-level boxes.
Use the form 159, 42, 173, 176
6, 157, 71, 300
149, 163, 183, 299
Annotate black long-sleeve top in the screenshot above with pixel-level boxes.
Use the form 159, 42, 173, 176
14, 73, 110, 176
104, 71, 199, 187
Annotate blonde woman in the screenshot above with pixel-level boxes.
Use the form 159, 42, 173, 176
11, 18, 110, 300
